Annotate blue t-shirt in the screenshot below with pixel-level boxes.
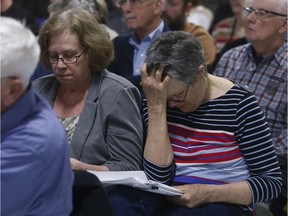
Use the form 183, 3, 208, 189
1, 88, 74, 216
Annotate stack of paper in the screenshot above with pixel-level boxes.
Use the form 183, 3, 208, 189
87, 170, 183, 196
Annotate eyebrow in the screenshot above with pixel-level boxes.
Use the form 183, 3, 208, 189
48, 49, 79, 54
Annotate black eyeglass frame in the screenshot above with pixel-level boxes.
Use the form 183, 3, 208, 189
45, 50, 86, 65
168, 83, 190, 103
243, 7, 287, 19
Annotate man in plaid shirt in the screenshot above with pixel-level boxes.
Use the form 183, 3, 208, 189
213, 0, 287, 215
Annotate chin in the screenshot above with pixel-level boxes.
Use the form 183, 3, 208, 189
126, 20, 137, 28
245, 34, 256, 43
177, 106, 192, 113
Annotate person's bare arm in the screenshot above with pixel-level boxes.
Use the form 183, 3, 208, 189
70, 158, 109, 171
141, 64, 174, 166
168, 181, 252, 207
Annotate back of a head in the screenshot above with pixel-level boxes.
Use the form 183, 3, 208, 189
48, 0, 105, 23
0, 17, 40, 88
190, 0, 198, 6
48, 0, 70, 15
145, 31, 205, 85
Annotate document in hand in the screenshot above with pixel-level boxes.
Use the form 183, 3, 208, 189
87, 170, 183, 196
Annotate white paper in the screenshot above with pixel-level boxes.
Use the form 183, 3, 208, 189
87, 170, 183, 196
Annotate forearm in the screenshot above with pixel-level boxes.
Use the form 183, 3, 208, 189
82, 164, 109, 171
170, 181, 253, 208
70, 158, 109, 171
144, 105, 174, 166
206, 181, 252, 205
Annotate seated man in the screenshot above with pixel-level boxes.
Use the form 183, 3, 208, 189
1, 17, 73, 215
108, 31, 282, 216
162, 0, 216, 68
213, 0, 287, 215
107, 0, 168, 89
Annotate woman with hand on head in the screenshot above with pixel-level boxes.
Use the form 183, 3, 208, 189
108, 31, 282, 216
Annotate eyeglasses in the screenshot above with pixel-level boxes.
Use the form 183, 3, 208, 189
168, 84, 190, 103
115, 0, 149, 7
242, 7, 287, 20
45, 50, 86, 64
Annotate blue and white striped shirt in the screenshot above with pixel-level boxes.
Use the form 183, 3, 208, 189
143, 84, 282, 212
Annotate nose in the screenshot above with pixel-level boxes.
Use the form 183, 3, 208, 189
55, 58, 67, 69
121, 0, 133, 11
245, 10, 256, 22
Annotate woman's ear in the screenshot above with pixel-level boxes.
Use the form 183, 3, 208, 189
198, 65, 206, 78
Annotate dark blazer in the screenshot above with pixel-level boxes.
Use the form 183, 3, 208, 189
107, 22, 170, 89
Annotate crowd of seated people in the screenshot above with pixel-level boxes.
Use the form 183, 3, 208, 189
1, 0, 286, 215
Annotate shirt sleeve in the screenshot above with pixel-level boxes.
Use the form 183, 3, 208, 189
104, 85, 144, 171
143, 156, 176, 184
235, 92, 283, 204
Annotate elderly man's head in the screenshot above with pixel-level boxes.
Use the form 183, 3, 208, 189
242, 0, 287, 45
1, 17, 40, 112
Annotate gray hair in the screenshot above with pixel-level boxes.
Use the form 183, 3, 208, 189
0, 17, 40, 88
277, 0, 287, 15
245, 0, 288, 15
145, 31, 206, 85
48, 0, 106, 23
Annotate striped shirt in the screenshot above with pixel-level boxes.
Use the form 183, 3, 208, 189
214, 42, 287, 156
143, 84, 282, 210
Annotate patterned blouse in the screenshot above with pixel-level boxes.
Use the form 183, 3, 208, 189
58, 115, 80, 144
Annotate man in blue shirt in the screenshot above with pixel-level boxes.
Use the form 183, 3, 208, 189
107, 0, 169, 89
1, 17, 74, 216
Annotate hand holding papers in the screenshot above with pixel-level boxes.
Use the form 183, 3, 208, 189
87, 170, 183, 196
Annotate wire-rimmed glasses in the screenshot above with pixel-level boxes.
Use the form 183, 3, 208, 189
45, 50, 86, 64
168, 84, 190, 103
242, 7, 287, 20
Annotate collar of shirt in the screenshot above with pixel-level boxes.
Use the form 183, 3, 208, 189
1, 87, 36, 135
129, 21, 165, 76
246, 40, 287, 66
274, 40, 287, 66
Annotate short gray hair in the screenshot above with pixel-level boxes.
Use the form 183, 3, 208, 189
48, 0, 106, 23
145, 31, 206, 85
0, 17, 40, 88
278, 0, 287, 15
245, 0, 287, 15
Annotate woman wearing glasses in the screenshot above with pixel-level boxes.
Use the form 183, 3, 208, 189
108, 31, 282, 216
32, 8, 143, 172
